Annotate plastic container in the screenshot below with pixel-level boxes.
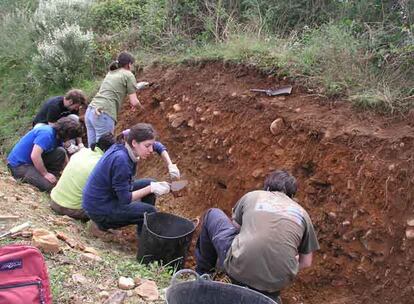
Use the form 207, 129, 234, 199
137, 212, 198, 269
166, 269, 278, 304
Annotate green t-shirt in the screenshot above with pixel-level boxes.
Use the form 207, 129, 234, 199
50, 148, 104, 209
89, 69, 136, 122
224, 190, 319, 292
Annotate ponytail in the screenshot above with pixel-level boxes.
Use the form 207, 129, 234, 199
109, 60, 119, 71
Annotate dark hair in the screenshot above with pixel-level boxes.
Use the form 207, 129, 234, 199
65, 89, 87, 105
54, 116, 82, 141
263, 170, 297, 198
95, 132, 115, 152
127, 123, 156, 146
109, 51, 135, 71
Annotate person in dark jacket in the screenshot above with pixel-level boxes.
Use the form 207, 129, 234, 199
82, 123, 172, 236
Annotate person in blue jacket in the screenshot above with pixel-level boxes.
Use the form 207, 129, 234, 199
82, 123, 178, 236
7, 116, 81, 192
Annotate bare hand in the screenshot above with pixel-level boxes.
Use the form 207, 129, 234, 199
44, 172, 57, 184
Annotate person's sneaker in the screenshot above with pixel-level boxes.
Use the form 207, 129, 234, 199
87, 221, 112, 241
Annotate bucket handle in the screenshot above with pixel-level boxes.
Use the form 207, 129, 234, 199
170, 269, 200, 286
143, 212, 148, 227
192, 217, 200, 228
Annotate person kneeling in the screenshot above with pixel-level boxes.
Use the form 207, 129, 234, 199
50, 133, 116, 220
7, 117, 81, 192
195, 170, 320, 304
82, 123, 173, 237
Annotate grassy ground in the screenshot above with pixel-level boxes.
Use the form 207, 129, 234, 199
0, 162, 173, 303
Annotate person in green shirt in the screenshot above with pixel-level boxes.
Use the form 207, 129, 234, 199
85, 51, 142, 147
50, 133, 116, 220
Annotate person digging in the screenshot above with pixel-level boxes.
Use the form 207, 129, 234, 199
194, 170, 320, 304
82, 123, 180, 240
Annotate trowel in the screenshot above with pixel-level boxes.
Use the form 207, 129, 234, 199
0, 221, 31, 239
250, 85, 293, 96
169, 180, 188, 192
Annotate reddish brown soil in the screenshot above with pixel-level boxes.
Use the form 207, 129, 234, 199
117, 61, 414, 304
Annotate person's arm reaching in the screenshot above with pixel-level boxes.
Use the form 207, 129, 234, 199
298, 252, 313, 270
31, 145, 56, 184
129, 93, 143, 110
154, 141, 180, 179
131, 185, 153, 201
76, 137, 84, 148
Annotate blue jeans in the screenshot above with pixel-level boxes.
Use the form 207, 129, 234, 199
87, 178, 157, 235
195, 208, 281, 302
85, 106, 115, 147
195, 208, 239, 274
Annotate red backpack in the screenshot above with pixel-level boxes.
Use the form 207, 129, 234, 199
0, 245, 52, 304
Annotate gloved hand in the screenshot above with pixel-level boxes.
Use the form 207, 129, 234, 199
150, 181, 170, 196
168, 164, 180, 179
135, 81, 150, 90
66, 143, 80, 155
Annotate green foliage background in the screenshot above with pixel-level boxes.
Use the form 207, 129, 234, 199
0, 0, 413, 153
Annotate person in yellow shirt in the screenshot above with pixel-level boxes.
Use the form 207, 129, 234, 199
50, 133, 115, 220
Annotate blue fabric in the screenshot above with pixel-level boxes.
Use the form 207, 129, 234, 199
86, 178, 157, 234
85, 106, 115, 147
195, 208, 239, 274
82, 143, 136, 215
153, 141, 167, 155
7, 125, 58, 167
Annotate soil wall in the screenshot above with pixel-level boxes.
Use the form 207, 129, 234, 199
117, 62, 414, 304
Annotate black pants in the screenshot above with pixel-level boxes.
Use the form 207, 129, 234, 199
8, 147, 66, 192
87, 178, 157, 235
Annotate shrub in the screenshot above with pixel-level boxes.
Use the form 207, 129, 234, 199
89, 0, 141, 34
34, 0, 94, 36
33, 24, 94, 88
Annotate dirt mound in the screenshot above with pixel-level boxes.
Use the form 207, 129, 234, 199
117, 62, 414, 304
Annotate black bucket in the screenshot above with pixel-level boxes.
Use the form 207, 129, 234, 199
166, 269, 278, 304
137, 212, 198, 269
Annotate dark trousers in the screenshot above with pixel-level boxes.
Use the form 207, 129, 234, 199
8, 147, 66, 192
195, 208, 239, 274
195, 208, 281, 302
50, 200, 89, 221
87, 178, 157, 235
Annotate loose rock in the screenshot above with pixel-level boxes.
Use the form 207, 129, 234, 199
99, 291, 110, 300
103, 291, 127, 304
187, 119, 195, 128
32, 229, 61, 253
252, 169, 263, 178
173, 104, 182, 112
118, 277, 135, 290
405, 229, 414, 240
270, 118, 285, 135
328, 212, 337, 220
134, 280, 159, 301
81, 252, 102, 262
72, 273, 88, 284
407, 217, 414, 227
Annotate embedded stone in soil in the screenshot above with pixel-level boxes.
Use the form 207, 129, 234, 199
117, 62, 414, 304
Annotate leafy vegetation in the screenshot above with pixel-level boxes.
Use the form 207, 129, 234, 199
0, 0, 413, 153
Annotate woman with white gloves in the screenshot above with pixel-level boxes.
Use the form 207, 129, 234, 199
82, 123, 180, 235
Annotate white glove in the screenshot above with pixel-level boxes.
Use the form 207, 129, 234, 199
66, 143, 79, 155
150, 181, 170, 196
135, 81, 150, 90
168, 164, 180, 179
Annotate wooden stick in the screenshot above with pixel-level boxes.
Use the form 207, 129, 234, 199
0, 215, 19, 220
